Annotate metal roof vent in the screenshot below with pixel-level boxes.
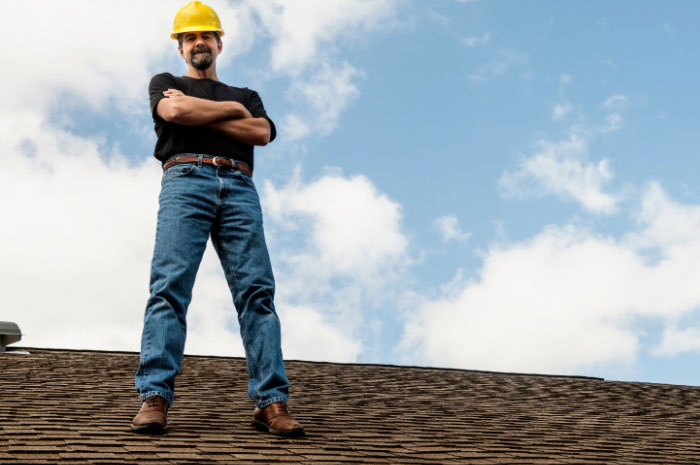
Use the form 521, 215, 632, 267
0, 322, 22, 352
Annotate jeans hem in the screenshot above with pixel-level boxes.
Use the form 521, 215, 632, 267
140, 391, 173, 407
257, 396, 288, 409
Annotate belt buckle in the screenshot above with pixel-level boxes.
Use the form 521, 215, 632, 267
211, 156, 225, 167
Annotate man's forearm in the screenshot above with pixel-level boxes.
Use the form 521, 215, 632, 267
206, 117, 271, 146
158, 94, 252, 125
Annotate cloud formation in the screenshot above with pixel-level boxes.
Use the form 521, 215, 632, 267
236, 0, 399, 144
499, 132, 618, 214
602, 94, 630, 111
552, 102, 573, 120
653, 326, 700, 357
499, 96, 631, 215
2, 0, 260, 114
434, 215, 472, 243
461, 33, 490, 48
402, 183, 700, 375
0, 118, 159, 351
466, 49, 529, 81
262, 168, 410, 361
247, 0, 397, 74
284, 61, 362, 141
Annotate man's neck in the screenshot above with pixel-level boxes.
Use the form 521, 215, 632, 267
185, 66, 219, 81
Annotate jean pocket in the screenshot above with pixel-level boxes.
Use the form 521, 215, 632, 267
161, 164, 196, 185
235, 170, 256, 189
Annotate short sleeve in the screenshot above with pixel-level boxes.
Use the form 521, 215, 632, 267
149, 73, 180, 123
247, 90, 277, 143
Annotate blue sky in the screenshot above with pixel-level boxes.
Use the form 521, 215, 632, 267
3, 0, 700, 386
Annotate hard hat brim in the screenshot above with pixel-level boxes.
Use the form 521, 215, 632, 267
170, 27, 225, 40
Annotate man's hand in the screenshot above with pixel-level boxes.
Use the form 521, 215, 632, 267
207, 117, 271, 146
163, 88, 186, 98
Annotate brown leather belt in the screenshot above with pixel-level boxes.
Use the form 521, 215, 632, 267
163, 156, 252, 178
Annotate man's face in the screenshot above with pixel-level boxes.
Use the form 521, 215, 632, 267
179, 31, 222, 70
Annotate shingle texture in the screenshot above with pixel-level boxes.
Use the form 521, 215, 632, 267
2, 348, 700, 464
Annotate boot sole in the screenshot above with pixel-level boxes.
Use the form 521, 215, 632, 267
130, 422, 166, 434
251, 419, 305, 437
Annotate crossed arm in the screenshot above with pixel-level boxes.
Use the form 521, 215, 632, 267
156, 89, 271, 146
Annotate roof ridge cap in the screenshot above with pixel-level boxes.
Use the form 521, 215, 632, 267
12, 346, 604, 381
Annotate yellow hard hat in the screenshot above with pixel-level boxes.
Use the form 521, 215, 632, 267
171, 1, 224, 40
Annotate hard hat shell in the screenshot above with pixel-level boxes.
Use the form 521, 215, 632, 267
171, 1, 224, 40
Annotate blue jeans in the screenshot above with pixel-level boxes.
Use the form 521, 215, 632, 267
134, 155, 289, 408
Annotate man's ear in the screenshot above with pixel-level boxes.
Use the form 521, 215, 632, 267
178, 46, 186, 60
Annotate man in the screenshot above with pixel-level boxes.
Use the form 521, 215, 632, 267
131, 1, 303, 437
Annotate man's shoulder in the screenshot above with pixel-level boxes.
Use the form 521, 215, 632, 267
220, 82, 254, 93
151, 72, 178, 82
149, 72, 182, 89
212, 82, 261, 103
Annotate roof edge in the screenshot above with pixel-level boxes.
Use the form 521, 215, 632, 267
10, 346, 604, 382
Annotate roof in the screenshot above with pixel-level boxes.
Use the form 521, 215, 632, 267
2, 347, 700, 464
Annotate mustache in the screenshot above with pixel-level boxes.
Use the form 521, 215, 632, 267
192, 45, 212, 55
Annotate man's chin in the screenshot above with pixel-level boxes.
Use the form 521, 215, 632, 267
192, 57, 213, 70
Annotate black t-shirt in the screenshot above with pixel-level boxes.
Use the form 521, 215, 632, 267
149, 72, 276, 171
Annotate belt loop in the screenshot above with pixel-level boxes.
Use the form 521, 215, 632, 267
197, 154, 203, 168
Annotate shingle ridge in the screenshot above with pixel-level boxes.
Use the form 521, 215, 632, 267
10, 346, 605, 382
286, 358, 605, 381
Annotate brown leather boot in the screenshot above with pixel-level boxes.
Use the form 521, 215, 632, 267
251, 402, 305, 437
131, 396, 168, 434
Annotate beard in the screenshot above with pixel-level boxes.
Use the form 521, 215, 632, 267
190, 45, 213, 70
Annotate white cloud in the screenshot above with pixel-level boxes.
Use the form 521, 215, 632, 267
282, 114, 312, 141
552, 102, 573, 120
602, 94, 630, 111
434, 215, 472, 243
427, 9, 450, 26
261, 168, 411, 361
499, 132, 618, 214
402, 183, 700, 374
602, 113, 623, 132
0, 117, 160, 351
277, 305, 364, 362
653, 326, 700, 357
183, 243, 365, 363
247, 0, 398, 74
461, 33, 490, 48
560, 73, 573, 84
1, 0, 393, 148
402, 224, 642, 374
631, 182, 700, 252
182, 246, 249, 357
237, 1, 399, 142
0, 1, 257, 115
499, 96, 631, 214
286, 61, 362, 139
466, 49, 529, 81
263, 168, 409, 285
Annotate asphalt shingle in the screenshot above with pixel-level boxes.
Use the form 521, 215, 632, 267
1, 348, 700, 464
